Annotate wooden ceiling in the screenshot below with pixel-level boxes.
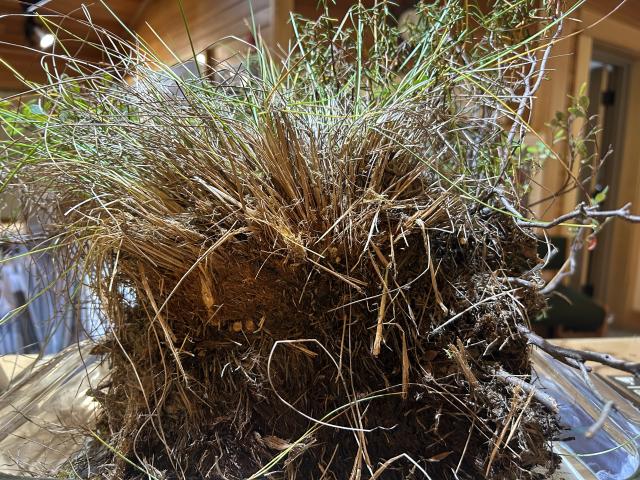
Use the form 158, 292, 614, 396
585, 0, 640, 31
2, 1, 640, 92
0, 0, 144, 91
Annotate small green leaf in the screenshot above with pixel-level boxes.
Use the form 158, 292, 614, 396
568, 106, 584, 118
554, 129, 566, 140
575, 140, 588, 158
593, 186, 609, 205
579, 95, 590, 110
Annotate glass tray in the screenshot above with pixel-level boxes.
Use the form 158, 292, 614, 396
533, 349, 640, 480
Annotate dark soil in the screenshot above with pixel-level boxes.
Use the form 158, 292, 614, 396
91, 209, 560, 480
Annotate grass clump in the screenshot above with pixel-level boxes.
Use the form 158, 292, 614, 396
1, 1, 572, 478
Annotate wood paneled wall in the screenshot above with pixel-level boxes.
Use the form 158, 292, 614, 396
134, 0, 273, 65
295, 0, 415, 18
0, 0, 139, 91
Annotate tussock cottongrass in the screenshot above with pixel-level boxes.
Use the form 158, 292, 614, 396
0, 1, 575, 478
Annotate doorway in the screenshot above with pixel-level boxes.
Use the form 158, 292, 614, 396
574, 47, 630, 312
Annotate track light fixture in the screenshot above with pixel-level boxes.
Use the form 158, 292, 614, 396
22, 1, 55, 51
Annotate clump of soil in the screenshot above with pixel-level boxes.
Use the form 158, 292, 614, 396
93, 205, 559, 479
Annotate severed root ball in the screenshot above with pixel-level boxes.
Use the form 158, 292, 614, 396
1, 1, 568, 478
93, 206, 559, 480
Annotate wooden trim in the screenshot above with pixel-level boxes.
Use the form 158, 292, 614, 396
566, 33, 592, 217
527, 15, 577, 222
580, 8, 640, 58
568, 32, 592, 287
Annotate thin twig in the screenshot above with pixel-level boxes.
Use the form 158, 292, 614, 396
541, 229, 585, 295
494, 369, 558, 413
519, 325, 640, 376
585, 400, 615, 439
497, 190, 640, 229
